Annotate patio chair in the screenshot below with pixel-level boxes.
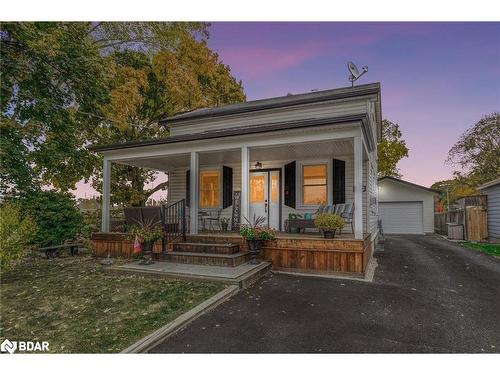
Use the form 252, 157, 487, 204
204, 209, 222, 232
339, 203, 354, 234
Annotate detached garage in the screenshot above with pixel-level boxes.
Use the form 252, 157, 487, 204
378, 177, 439, 234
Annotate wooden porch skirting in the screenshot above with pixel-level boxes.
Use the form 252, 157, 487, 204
91, 232, 163, 258
91, 232, 375, 275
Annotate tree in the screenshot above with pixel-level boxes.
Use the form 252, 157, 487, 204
90, 39, 245, 206
19, 190, 84, 247
0, 22, 209, 197
377, 119, 409, 177
447, 112, 500, 186
431, 178, 477, 210
0, 202, 36, 270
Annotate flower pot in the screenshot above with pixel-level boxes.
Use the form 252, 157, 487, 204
323, 230, 336, 239
140, 241, 155, 265
246, 239, 263, 264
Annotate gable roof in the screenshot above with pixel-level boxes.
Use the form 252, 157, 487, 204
477, 177, 500, 190
378, 176, 440, 194
161, 82, 381, 125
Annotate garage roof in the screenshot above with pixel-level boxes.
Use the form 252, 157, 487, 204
477, 177, 500, 190
378, 176, 440, 194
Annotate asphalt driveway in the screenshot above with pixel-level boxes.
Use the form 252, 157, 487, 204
150, 235, 500, 353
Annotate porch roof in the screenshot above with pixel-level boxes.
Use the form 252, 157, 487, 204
162, 82, 381, 124
89, 113, 368, 153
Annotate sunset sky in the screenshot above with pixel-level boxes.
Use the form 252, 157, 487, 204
73, 22, 500, 199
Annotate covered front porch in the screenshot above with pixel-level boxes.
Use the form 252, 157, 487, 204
101, 129, 374, 237
94, 121, 378, 276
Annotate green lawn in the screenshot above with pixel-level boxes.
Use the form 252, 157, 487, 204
0, 257, 223, 353
462, 242, 500, 257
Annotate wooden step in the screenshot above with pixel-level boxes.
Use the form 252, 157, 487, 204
172, 242, 240, 255
162, 251, 250, 267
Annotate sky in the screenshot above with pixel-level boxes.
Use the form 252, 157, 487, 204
73, 22, 500, 198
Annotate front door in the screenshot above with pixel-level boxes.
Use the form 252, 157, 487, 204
249, 170, 280, 229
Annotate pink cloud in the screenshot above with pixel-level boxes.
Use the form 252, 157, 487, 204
219, 34, 379, 79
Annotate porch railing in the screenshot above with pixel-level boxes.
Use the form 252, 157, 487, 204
162, 199, 187, 246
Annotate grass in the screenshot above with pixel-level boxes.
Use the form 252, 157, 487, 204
0, 256, 223, 353
462, 242, 500, 257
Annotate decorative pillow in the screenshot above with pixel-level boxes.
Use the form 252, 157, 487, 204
304, 213, 313, 220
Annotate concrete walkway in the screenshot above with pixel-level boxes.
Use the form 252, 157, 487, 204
150, 235, 500, 353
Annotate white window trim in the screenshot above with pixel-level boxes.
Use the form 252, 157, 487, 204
198, 165, 223, 210
296, 159, 332, 209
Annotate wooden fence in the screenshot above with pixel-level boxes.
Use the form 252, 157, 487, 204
435, 206, 487, 241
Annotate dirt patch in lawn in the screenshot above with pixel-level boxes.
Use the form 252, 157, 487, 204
0, 257, 223, 353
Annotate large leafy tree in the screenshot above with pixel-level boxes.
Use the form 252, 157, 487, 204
431, 178, 477, 210
447, 112, 500, 186
0, 22, 209, 197
92, 37, 246, 206
377, 119, 409, 178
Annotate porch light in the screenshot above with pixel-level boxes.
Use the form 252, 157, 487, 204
254, 161, 262, 169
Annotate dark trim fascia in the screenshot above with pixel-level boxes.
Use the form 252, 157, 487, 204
90, 114, 368, 153
378, 176, 440, 194
161, 84, 381, 125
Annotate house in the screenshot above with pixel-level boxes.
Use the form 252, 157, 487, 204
90, 83, 382, 275
477, 177, 500, 242
378, 176, 439, 234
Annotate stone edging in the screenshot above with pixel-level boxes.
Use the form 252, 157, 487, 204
121, 285, 240, 353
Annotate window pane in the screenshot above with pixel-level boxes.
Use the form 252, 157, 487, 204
250, 175, 265, 203
200, 170, 220, 208
303, 165, 327, 186
271, 174, 278, 203
303, 164, 327, 205
200, 190, 219, 208
303, 185, 327, 205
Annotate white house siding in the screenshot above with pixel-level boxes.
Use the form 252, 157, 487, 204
483, 184, 500, 241
378, 179, 436, 233
168, 98, 371, 137
167, 155, 358, 232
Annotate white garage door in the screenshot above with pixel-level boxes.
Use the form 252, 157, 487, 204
379, 202, 424, 234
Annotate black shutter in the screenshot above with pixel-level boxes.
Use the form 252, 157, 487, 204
284, 161, 296, 208
222, 166, 233, 209
332, 159, 346, 204
185, 169, 190, 206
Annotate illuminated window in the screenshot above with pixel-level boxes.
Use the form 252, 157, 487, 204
302, 164, 327, 205
200, 170, 220, 208
250, 175, 265, 203
271, 174, 279, 203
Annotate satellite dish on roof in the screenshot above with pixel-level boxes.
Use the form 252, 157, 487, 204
347, 61, 368, 87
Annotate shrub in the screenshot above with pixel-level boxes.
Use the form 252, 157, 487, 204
314, 213, 345, 232
0, 202, 37, 270
19, 189, 84, 246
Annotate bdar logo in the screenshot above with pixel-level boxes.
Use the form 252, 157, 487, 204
1, 339, 17, 354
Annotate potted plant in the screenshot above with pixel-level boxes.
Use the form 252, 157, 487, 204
219, 217, 230, 232
240, 215, 276, 264
314, 213, 345, 239
128, 219, 163, 265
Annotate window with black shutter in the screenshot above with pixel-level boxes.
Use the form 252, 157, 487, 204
332, 159, 346, 204
222, 166, 233, 209
284, 161, 296, 208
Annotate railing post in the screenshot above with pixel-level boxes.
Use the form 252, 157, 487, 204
182, 199, 186, 241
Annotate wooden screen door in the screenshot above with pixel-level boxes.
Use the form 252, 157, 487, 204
249, 170, 280, 229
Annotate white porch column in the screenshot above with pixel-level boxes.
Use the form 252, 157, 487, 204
353, 136, 363, 239
189, 151, 199, 234
101, 158, 111, 232
241, 145, 249, 223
